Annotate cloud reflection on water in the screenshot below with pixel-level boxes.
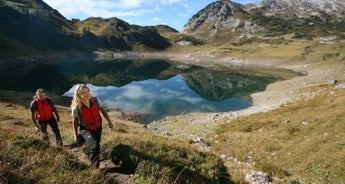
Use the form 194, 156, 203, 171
63, 75, 251, 123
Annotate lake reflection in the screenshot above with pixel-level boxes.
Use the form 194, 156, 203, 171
0, 57, 302, 123
63, 75, 252, 123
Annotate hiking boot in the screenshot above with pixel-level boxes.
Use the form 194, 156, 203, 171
91, 154, 100, 169
43, 136, 50, 145
91, 160, 100, 169
56, 139, 63, 146
43, 134, 49, 141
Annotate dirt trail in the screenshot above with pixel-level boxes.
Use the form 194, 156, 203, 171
63, 142, 135, 184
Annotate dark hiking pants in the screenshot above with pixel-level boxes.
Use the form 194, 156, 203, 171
38, 117, 62, 145
81, 126, 102, 168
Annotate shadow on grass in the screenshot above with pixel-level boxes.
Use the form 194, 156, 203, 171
109, 143, 234, 184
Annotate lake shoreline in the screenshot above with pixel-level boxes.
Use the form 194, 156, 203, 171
1, 52, 343, 129
145, 52, 345, 139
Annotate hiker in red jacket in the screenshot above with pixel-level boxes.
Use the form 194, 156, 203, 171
71, 83, 113, 168
30, 88, 63, 146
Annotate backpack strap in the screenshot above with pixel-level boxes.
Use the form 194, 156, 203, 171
76, 97, 98, 120
93, 97, 100, 109
76, 97, 102, 129
75, 105, 85, 128
46, 98, 52, 106
33, 98, 38, 108
33, 98, 52, 107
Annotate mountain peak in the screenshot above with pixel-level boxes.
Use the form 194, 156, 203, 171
182, 0, 249, 36
253, 0, 345, 20
182, 0, 345, 40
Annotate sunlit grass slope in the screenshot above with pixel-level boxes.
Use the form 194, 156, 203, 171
0, 99, 233, 183
211, 84, 345, 183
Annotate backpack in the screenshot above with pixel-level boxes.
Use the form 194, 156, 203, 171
76, 97, 102, 130
32, 97, 54, 121
76, 97, 100, 118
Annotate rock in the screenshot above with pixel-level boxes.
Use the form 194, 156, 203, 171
334, 82, 345, 89
194, 137, 203, 143
302, 121, 309, 126
283, 120, 290, 124
6, 103, 16, 107
177, 40, 193, 46
327, 79, 338, 85
220, 154, 226, 159
245, 171, 272, 184
176, 64, 190, 70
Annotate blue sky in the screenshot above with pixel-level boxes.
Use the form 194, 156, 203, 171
43, 0, 260, 31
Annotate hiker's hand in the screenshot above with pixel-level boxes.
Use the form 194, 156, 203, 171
74, 134, 78, 142
35, 127, 40, 132
56, 116, 60, 122
109, 122, 113, 128
76, 134, 85, 144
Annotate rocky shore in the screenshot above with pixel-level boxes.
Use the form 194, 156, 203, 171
147, 56, 345, 139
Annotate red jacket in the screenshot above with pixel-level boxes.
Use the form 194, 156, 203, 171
32, 98, 53, 121
79, 98, 102, 130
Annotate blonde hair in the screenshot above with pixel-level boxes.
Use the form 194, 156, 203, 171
70, 84, 93, 109
33, 88, 45, 99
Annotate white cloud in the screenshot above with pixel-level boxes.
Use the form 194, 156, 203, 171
43, 0, 154, 19
160, 0, 185, 5
151, 17, 161, 22
101, 9, 151, 18
177, 12, 186, 17
118, 0, 146, 8
108, 99, 155, 114
120, 85, 153, 99
43, 0, 230, 31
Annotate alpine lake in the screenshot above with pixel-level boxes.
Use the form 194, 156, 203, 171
0, 57, 302, 123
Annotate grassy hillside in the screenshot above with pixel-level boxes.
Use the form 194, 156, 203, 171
0, 92, 233, 183
1, 40, 345, 183
211, 85, 345, 183
146, 40, 345, 183
1, 11, 345, 181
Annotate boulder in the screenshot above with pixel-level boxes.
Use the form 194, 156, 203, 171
245, 171, 272, 184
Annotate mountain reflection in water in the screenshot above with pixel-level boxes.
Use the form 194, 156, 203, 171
0, 58, 301, 123
63, 75, 251, 123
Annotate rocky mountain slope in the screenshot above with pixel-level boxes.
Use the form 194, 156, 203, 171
252, 0, 345, 19
183, 0, 345, 41
182, 1, 252, 37
1, 0, 345, 57
0, 0, 172, 56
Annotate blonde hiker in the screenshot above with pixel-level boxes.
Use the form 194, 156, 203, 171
70, 83, 113, 168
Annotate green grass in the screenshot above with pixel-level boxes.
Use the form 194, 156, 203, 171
1, 34, 345, 183
0, 101, 233, 183
211, 85, 345, 183
0, 128, 105, 184
156, 40, 345, 183
101, 135, 231, 183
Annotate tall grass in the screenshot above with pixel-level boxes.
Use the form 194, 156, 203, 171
100, 131, 233, 183
212, 85, 345, 183
0, 100, 233, 183
0, 127, 104, 184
